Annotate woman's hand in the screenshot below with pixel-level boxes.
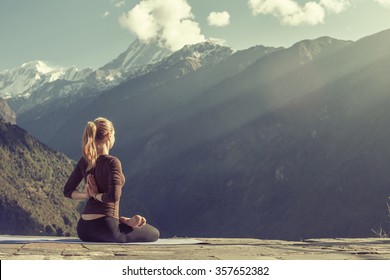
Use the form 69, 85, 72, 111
86, 174, 98, 198
134, 215, 146, 227
120, 215, 146, 228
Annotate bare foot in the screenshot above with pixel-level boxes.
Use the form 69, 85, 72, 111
120, 215, 146, 228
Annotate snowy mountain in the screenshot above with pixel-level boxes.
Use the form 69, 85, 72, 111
2, 40, 173, 115
151, 39, 235, 75
0, 61, 92, 99
101, 39, 172, 74
5, 39, 231, 117
87, 39, 172, 88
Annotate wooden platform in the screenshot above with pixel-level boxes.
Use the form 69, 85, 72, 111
1, 236, 390, 260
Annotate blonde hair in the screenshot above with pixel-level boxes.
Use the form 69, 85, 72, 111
82, 117, 114, 170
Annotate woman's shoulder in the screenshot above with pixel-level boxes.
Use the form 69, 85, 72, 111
99, 154, 121, 165
74, 157, 89, 175
76, 156, 88, 167
99, 155, 123, 173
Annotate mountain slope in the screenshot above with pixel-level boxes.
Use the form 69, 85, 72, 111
0, 119, 80, 236
98, 39, 172, 78
123, 31, 390, 239
0, 98, 16, 124
85, 30, 389, 240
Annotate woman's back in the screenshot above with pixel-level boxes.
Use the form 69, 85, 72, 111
83, 155, 125, 218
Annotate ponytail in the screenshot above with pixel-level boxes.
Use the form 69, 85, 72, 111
81, 117, 114, 170
82, 121, 98, 170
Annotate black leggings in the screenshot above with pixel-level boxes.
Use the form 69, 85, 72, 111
77, 216, 160, 243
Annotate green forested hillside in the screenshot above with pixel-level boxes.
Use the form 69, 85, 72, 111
0, 119, 80, 236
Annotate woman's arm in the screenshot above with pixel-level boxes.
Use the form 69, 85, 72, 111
103, 158, 125, 202
63, 158, 90, 200
71, 190, 90, 200
88, 158, 124, 203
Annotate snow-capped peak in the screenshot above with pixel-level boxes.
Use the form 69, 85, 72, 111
0, 61, 92, 99
21, 60, 54, 74
155, 39, 235, 72
88, 39, 172, 86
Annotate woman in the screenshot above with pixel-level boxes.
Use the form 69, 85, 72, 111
63, 117, 159, 242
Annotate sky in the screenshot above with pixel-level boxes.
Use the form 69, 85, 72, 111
1, 0, 390, 71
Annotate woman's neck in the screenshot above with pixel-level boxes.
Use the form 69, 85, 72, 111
97, 145, 109, 156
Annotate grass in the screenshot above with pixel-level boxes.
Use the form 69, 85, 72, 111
371, 202, 390, 238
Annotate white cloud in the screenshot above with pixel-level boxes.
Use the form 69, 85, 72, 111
207, 11, 231, 27
248, 0, 325, 25
374, 0, 390, 8
115, 1, 126, 8
247, 0, 352, 26
119, 0, 205, 51
320, 0, 351, 13
102, 11, 110, 18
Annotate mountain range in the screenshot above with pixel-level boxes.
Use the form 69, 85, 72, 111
1, 39, 171, 116
2, 29, 390, 240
